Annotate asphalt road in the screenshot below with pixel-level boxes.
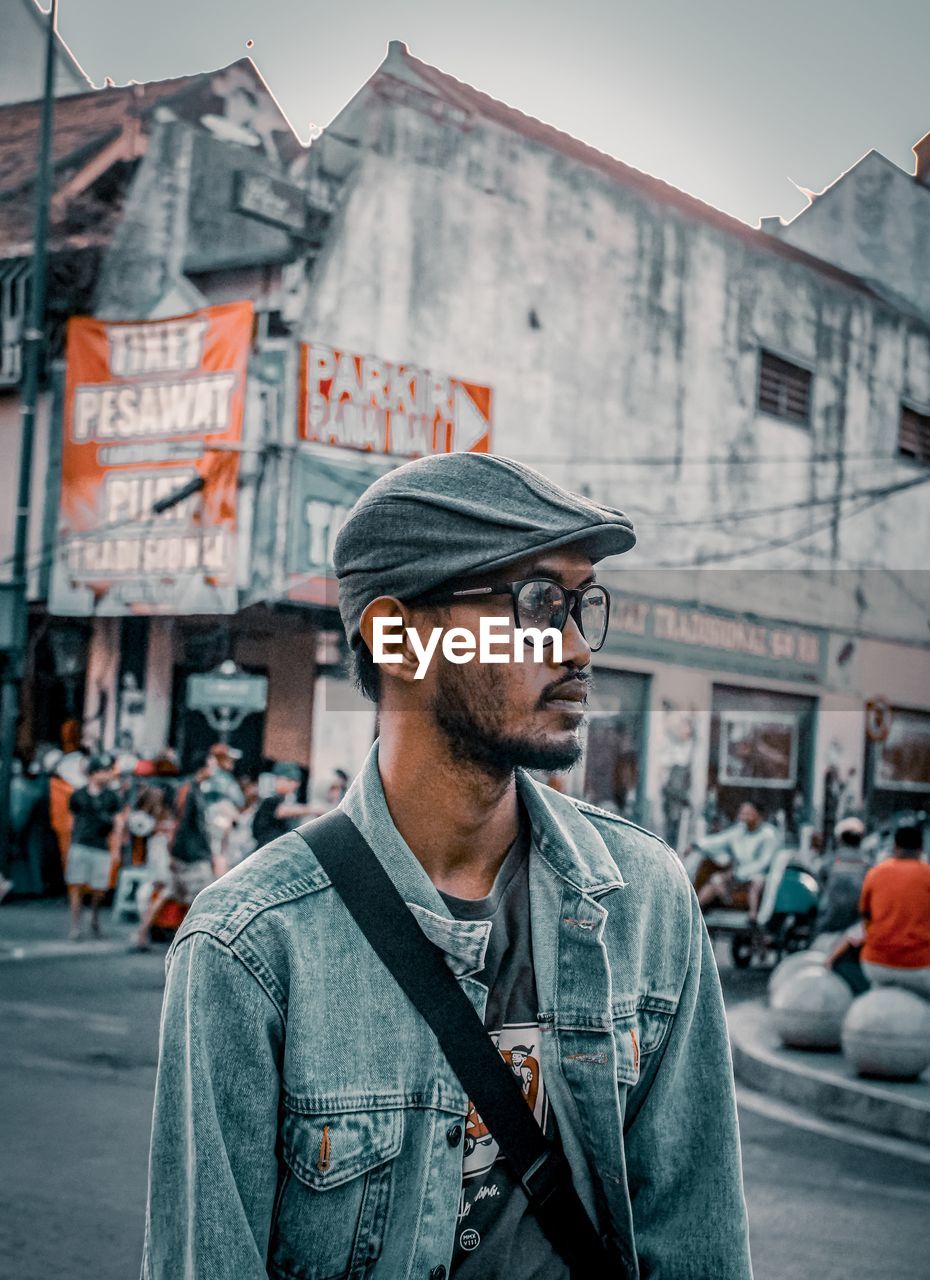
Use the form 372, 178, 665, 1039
1, 910, 928, 1280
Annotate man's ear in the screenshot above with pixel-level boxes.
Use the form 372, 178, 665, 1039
359, 597, 426, 686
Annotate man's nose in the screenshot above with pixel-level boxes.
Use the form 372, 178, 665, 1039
558, 612, 592, 669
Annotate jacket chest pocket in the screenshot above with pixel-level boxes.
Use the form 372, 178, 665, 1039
268, 1107, 404, 1280
612, 1003, 674, 1087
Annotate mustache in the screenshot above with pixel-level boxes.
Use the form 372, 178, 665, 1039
540, 671, 592, 703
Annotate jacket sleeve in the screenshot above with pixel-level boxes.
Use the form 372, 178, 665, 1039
142, 931, 284, 1280
624, 888, 753, 1279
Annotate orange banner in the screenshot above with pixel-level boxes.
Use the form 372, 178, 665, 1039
50, 302, 254, 616
298, 341, 492, 456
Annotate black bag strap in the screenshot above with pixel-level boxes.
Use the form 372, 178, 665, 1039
297, 809, 624, 1277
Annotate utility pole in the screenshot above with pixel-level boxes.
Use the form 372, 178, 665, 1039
0, 1, 59, 876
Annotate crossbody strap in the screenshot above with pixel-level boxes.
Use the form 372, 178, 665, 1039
297, 809, 624, 1276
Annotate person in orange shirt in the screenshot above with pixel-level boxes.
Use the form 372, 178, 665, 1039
859, 825, 930, 1000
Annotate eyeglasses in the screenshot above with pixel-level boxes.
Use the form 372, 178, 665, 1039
414, 578, 611, 652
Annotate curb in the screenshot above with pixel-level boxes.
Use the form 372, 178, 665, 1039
729, 1000, 930, 1147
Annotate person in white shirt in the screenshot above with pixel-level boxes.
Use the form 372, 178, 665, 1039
695, 802, 780, 923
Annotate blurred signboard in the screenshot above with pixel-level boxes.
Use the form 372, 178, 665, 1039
234, 170, 339, 238
234, 171, 309, 234
187, 671, 268, 713
298, 341, 492, 457
49, 301, 254, 616
606, 594, 827, 684
287, 449, 394, 606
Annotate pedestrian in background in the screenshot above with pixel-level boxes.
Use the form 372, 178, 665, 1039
133, 753, 216, 951
693, 801, 780, 924
250, 762, 319, 846
858, 825, 930, 999
65, 752, 124, 941
817, 817, 870, 935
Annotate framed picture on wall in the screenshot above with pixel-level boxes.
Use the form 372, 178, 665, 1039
719, 710, 798, 787
873, 709, 930, 791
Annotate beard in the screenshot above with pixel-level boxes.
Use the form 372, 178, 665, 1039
431, 659, 584, 777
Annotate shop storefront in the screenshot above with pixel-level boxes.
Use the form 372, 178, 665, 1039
578, 590, 930, 850
583, 592, 830, 847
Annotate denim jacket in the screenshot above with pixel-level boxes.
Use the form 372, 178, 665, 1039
142, 744, 752, 1279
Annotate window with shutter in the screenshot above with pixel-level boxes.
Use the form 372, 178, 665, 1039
898, 406, 930, 465
757, 350, 812, 426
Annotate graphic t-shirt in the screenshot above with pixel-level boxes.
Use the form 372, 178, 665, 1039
439, 818, 569, 1280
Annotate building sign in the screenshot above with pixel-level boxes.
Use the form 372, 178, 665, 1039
287, 449, 394, 606
605, 595, 827, 684
298, 342, 492, 457
49, 301, 254, 617
234, 171, 310, 235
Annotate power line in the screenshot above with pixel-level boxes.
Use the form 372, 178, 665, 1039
632, 471, 930, 529
513, 450, 919, 468
645, 486, 904, 569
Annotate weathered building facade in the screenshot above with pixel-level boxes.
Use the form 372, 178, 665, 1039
8, 37, 929, 841
290, 42, 930, 839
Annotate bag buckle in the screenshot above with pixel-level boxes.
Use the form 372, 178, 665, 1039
520, 1151, 562, 1210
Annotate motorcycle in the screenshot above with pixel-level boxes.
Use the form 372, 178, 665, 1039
687, 846, 820, 968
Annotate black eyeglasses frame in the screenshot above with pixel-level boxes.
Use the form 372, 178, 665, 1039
410, 577, 611, 652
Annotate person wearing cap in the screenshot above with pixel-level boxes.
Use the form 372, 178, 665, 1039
250, 763, 320, 847
65, 752, 123, 941
143, 454, 752, 1280
816, 817, 870, 937
205, 743, 246, 808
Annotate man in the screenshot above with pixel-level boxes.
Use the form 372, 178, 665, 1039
816, 817, 870, 936
143, 454, 752, 1279
133, 753, 216, 951
857, 825, 930, 999
205, 742, 246, 808
694, 801, 779, 923
65, 752, 123, 940
250, 762, 319, 846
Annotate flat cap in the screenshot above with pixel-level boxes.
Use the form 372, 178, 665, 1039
333, 453, 635, 650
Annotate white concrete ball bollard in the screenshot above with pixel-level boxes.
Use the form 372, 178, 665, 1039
770, 966, 853, 1050
841, 988, 930, 1080
809, 932, 842, 956
768, 950, 825, 1001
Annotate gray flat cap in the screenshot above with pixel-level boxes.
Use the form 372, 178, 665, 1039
333, 453, 635, 650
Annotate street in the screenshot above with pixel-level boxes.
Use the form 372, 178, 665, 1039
1, 912, 927, 1280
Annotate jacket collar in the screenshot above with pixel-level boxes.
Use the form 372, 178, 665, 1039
515, 770, 626, 896
340, 742, 624, 917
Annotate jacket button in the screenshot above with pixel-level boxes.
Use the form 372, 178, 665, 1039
429, 1268, 447, 1280
446, 1124, 463, 1147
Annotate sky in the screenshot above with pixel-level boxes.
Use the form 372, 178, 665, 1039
52, 0, 927, 227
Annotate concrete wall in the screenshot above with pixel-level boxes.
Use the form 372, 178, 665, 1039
773, 151, 930, 326
301, 85, 930, 646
